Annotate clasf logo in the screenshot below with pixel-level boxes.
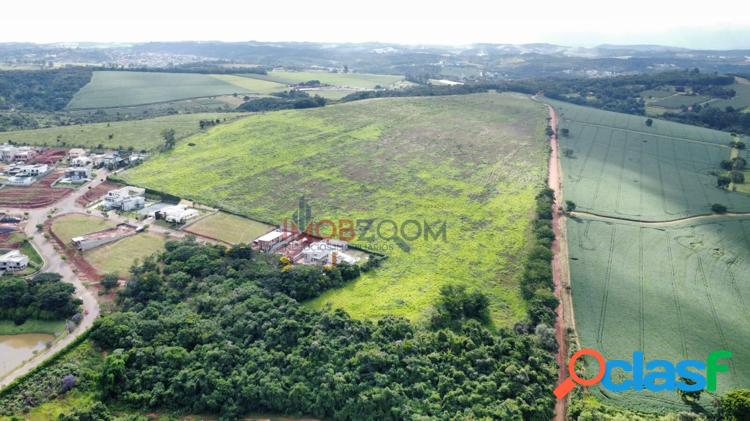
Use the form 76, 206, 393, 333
554, 348, 732, 399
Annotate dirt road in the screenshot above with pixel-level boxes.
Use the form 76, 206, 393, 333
0, 171, 110, 389
546, 103, 570, 421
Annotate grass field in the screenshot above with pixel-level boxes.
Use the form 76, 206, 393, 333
0, 113, 245, 150
0, 320, 65, 335
709, 77, 750, 111
84, 232, 167, 277
121, 93, 549, 326
184, 212, 274, 244
568, 216, 750, 411
67, 71, 286, 109
550, 99, 750, 220
50, 214, 116, 244
649, 93, 710, 109
243, 70, 404, 89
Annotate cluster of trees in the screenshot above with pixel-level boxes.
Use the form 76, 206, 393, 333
519, 188, 559, 329
237, 91, 327, 112
663, 106, 750, 135
85, 239, 556, 419
0, 68, 93, 111
198, 119, 223, 129
0, 273, 81, 324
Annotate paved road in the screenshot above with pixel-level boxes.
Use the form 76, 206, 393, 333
0, 170, 110, 389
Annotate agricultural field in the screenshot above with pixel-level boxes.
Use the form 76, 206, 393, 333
50, 214, 116, 244
649, 93, 710, 109
568, 216, 750, 411
67, 71, 286, 109
550, 99, 750, 220
0, 113, 246, 151
243, 70, 404, 89
184, 212, 274, 244
121, 93, 549, 326
84, 232, 167, 277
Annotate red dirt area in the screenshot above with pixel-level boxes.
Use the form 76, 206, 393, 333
44, 216, 103, 282
75, 181, 119, 207
0, 170, 73, 208
33, 149, 67, 165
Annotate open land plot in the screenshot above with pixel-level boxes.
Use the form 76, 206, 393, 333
0, 113, 247, 151
121, 93, 549, 326
242, 70, 404, 89
184, 212, 274, 244
67, 71, 286, 109
549, 99, 750, 220
0, 171, 73, 208
640, 88, 674, 100
50, 214, 117, 244
568, 215, 750, 412
710, 78, 750, 111
649, 93, 710, 109
84, 232, 167, 278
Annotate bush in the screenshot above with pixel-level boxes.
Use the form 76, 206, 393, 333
711, 203, 728, 214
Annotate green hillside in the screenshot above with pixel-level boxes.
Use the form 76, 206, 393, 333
121, 93, 549, 326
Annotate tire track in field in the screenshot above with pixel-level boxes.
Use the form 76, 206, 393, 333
590, 127, 616, 213
574, 124, 599, 183
596, 225, 616, 347
695, 253, 736, 376
666, 233, 689, 359
667, 138, 692, 216
638, 227, 645, 353
614, 132, 629, 216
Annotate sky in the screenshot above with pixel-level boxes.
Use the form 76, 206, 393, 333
1, 0, 749, 49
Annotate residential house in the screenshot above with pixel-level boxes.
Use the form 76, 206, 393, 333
63, 166, 92, 183
68, 148, 86, 159
0, 144, 17, 163
71, 156, 93, 167
300, 241, 358, 266
12, 147, 36, 162
0, 250, 29, 272
154, 205, 199, 224
102, 186, 146, 211
254, 230, 289, 252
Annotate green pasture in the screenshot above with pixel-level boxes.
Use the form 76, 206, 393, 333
0, 113, 245, 150
67, 71, 286, 109
121, 93, 549, 326
50, 214, 116, 244
649, 94, 710, 109
184, 212, 274, 244
84, 232, 167, 278
549, 99, 750, 221
710, 77, 750, 111
243, 70, 404, 89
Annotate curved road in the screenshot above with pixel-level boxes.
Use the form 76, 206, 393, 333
0, 170, 109, 389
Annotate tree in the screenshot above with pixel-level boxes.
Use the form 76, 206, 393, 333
718, 389, 750, 421
545, 126, 555, 136
731, 171, 745, 184
717, 175, 732, 189
645, 118, 653, 127
563, 148, 574, 158
100, 273, 119, 292
560, 128, 570, 137
677, 377, 702, 403
711, 203, 728, 214
565, 200, 576, 213
161, 128, 176, 150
